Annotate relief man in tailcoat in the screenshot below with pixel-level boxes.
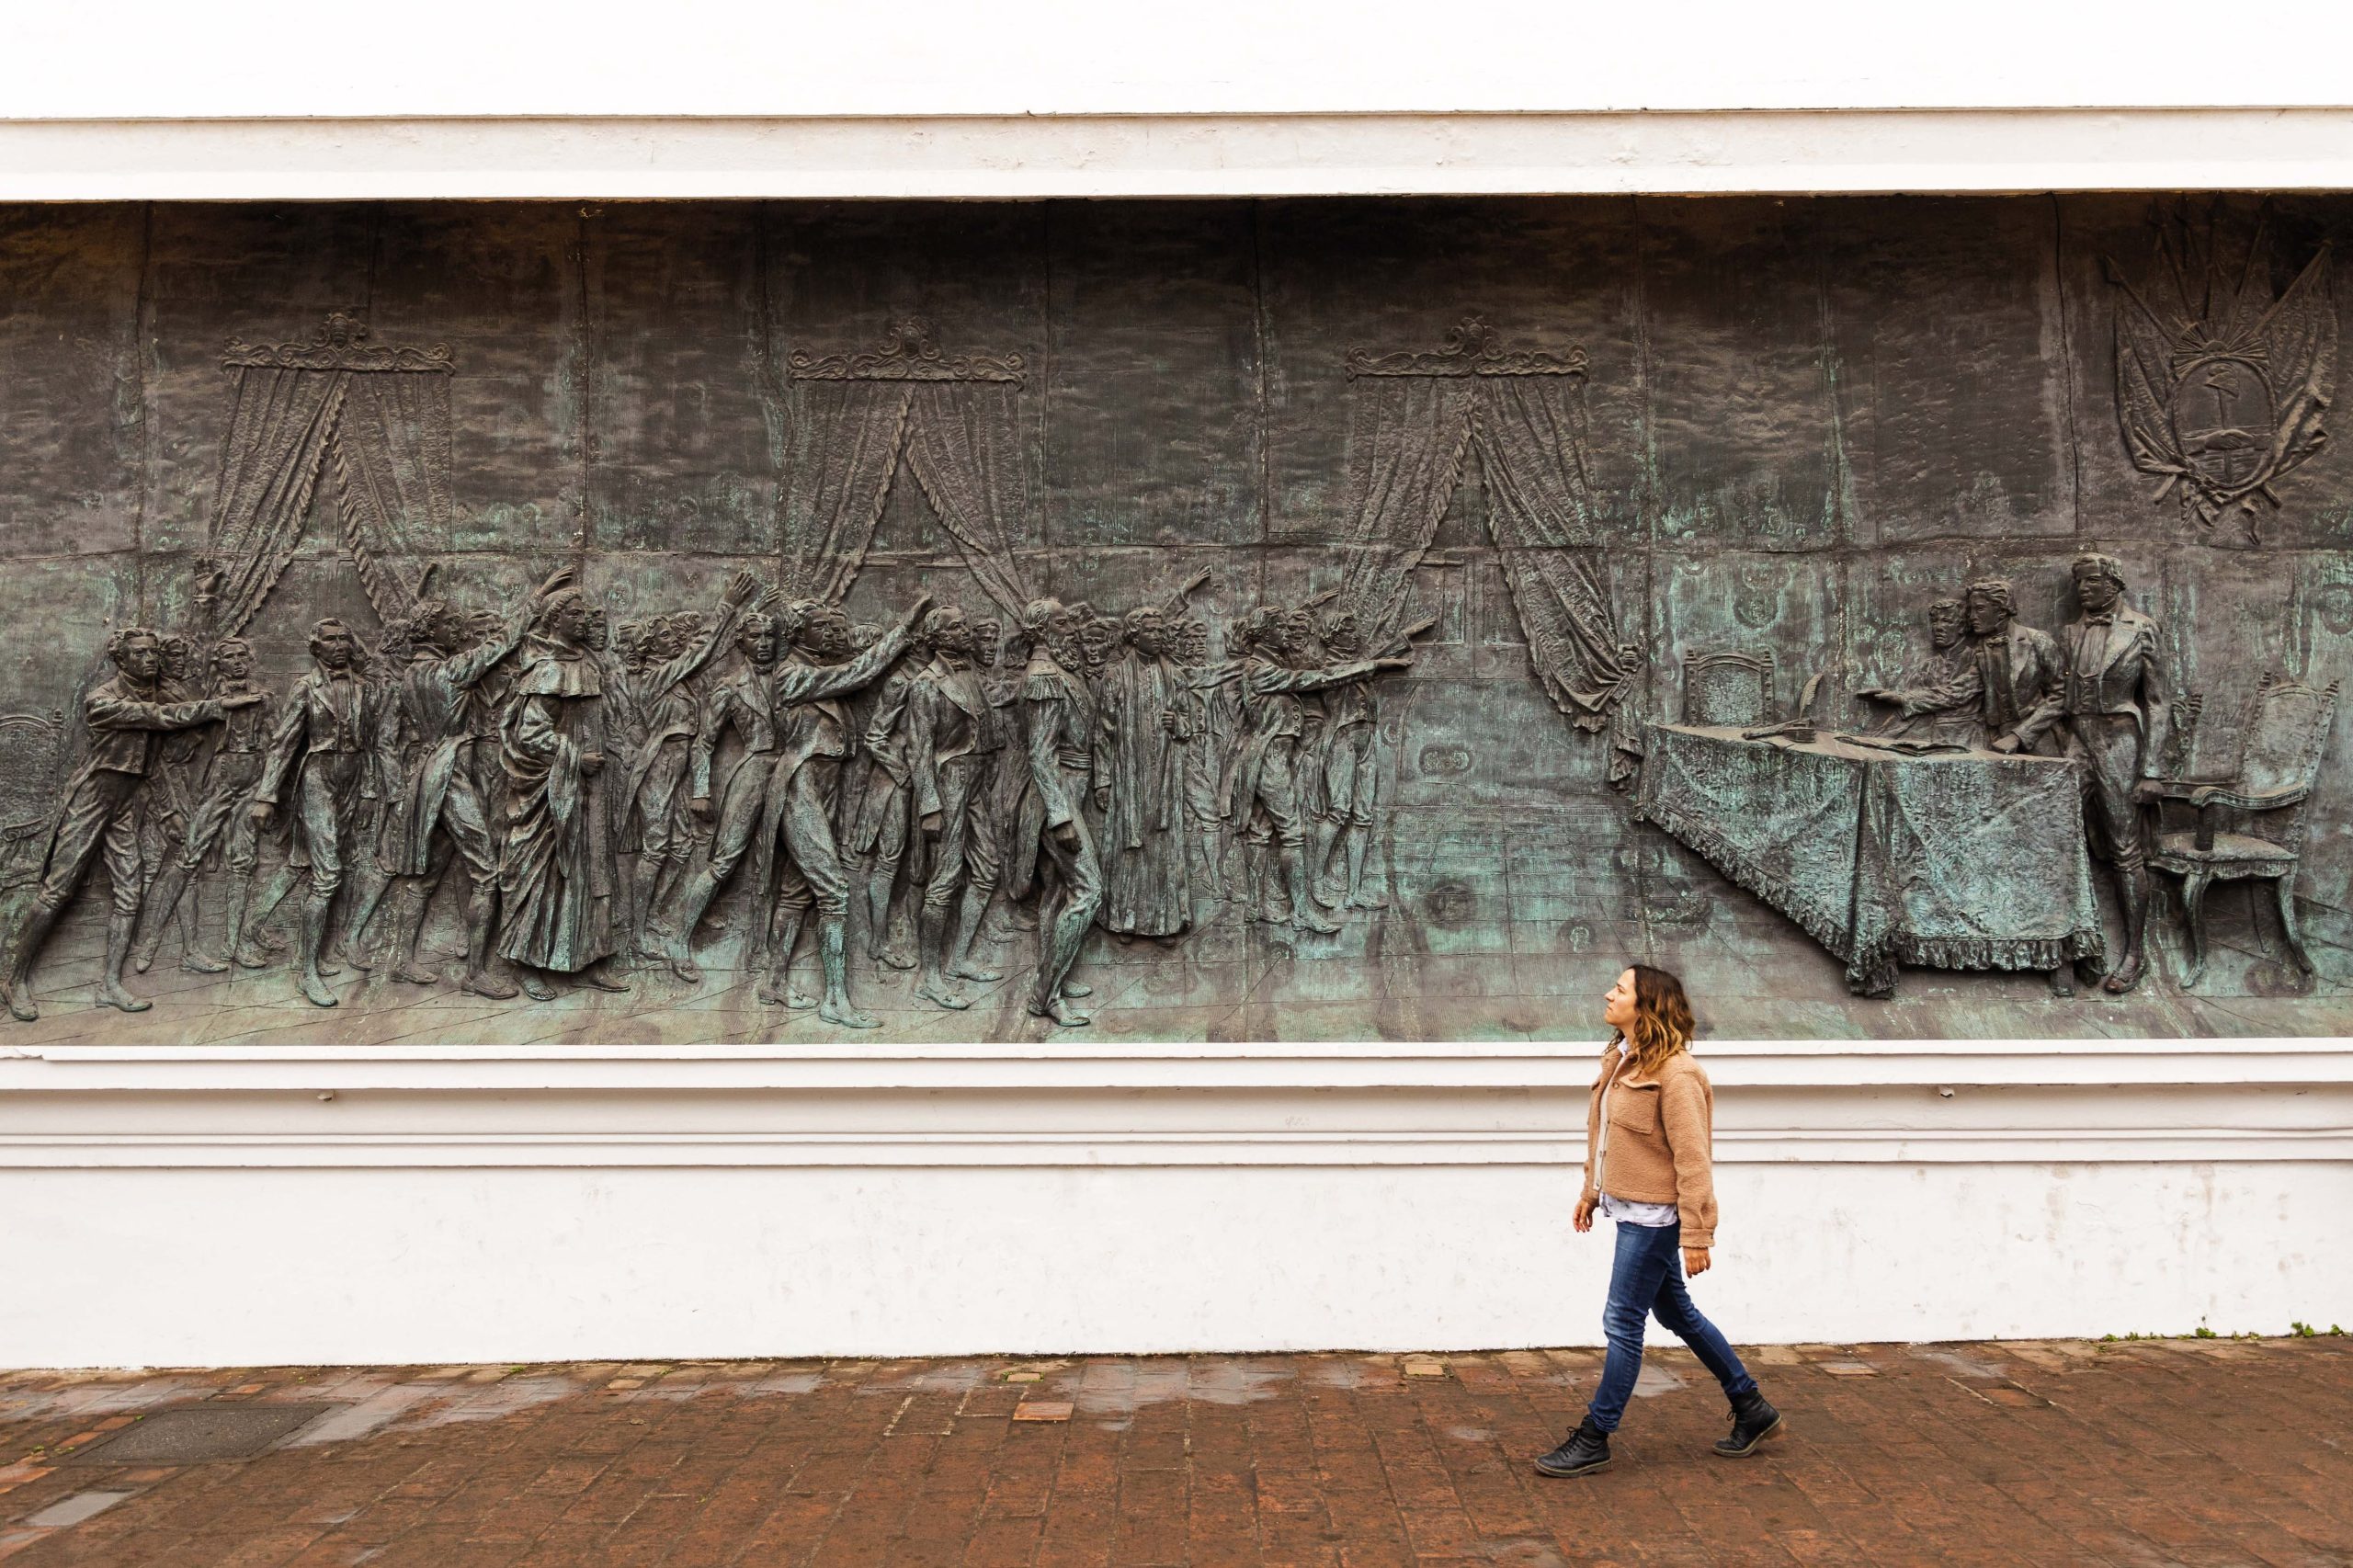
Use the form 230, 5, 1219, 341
1226, 608, 1415, 936
753, 597, 928, 1025
249, 619, 389, 1008
0, 628, 257, 1021
2006, 553, 2172, 994
904, 605, 1009, 1009
614, 584, 761, 963
1017, 597, 1105, 1027
131, 636, 277, 977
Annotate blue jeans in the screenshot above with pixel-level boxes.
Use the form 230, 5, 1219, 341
1585, 1218, 1756, 1432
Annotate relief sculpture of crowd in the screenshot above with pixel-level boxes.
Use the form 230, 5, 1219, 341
0, 565, 1428, 1027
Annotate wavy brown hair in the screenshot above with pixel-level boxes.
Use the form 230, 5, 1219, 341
1615, 964, 1696, 1074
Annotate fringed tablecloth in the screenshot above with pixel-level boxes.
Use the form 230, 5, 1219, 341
1635, 723, 2104, 995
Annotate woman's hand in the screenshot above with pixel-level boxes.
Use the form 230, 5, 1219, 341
1573, 1195, 1597, 1233
1683, 1247, 1711, 1277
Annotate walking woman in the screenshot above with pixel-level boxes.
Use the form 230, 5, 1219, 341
1536, 964, 1783, 1477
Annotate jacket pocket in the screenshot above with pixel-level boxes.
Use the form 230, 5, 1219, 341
1607, 1085, 1660, 1135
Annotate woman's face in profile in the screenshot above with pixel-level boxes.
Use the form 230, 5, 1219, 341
1604, 968, 1637, 1031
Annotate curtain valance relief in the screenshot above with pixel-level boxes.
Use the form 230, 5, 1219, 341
779, 319, 1035, 618
202, 312, 454, 639
1334, 317, 1637, 763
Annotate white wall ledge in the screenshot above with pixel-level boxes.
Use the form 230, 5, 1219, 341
3, 1038, 2342, 1168
6, 108, 2353, 201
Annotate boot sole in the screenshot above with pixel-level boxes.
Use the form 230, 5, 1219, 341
1532, 1455, 1613, 1479
1712, 1415, 1786, 1458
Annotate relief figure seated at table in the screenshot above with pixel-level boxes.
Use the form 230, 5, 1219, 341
1856, 579, 2064, 756
1635, 570, 2141, 998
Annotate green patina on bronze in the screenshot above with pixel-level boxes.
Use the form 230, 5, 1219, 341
0, 194, 2343, 1042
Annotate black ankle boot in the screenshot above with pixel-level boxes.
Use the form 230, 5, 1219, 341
1533, 1416, 1612, 1477
1714, 1390, 1784, 1457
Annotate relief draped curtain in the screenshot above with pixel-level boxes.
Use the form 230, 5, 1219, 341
1335, 376, 1477, 638
777, 381, 913, 605
1472, 373, 1638, 733
1337, 321, 1640, 778
903, 381, 1032, 619
780, 323, 1035, 617
204, 316, 455, 637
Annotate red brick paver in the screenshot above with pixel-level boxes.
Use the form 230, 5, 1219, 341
0, 1340, 2347, 1565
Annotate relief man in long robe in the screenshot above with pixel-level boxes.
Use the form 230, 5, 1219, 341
1174, 617, 1234, 911
1093, 606, 1194, 939
373, 568, 579, 996
496, 587, 633, 1000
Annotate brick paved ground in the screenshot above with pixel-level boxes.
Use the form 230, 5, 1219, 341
0, 1339, 2347, 1566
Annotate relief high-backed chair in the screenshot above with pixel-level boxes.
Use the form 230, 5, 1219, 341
2144, 672, 2340, 985
0, 708, 65, 893
1680, 649, 1777, 728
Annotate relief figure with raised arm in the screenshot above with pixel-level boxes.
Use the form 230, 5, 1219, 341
0, 628, 256, 1021
749, 595, 928, 1025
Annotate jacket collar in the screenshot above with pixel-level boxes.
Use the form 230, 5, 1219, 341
2069, 606, 2144, 680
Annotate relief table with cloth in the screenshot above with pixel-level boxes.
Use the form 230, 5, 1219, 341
1634, 723, 2105, 995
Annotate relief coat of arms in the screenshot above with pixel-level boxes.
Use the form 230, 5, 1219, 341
2106, 210, 2337, 546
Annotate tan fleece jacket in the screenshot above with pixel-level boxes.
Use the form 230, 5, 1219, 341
1578, 1043, 1719, 1248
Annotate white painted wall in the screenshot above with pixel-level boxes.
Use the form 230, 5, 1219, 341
6, 0, 2351, 119
7, 2, 2353, 200
3, 1040, 2343, 1366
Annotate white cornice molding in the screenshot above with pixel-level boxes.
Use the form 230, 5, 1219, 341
1, 1039, 2343, 1169
6, 1036, 2346, 1090
4, 108, 2353, 201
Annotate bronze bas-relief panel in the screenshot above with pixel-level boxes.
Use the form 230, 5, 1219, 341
0, 195, 2347, 1045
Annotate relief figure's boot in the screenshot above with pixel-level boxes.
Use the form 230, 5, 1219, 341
389, 881, 441, 986
946, 882, 1002, 983
1286, 843, 1340, 935
296, 889, 338, 1007
817, 915, 878, 1028
458, 883, 517, 999
234, 867, 292, 968
0, 902, 60, 1021
1308, 817, 1343, 906
664, 867, 722, 983
2104, 866, 2150, 994
868, 857, 913, 971
247, 863, 301, 955
1343, 827, 1382, 910
97, 909, 150, 1013
757, 908, 814, 1008
180, 871, 229, 973
914, 904, 968, 1009
131, 863, 191, 973
335, 862, 392, 972
220, 871, 255, 971
631, 853, 668, 960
